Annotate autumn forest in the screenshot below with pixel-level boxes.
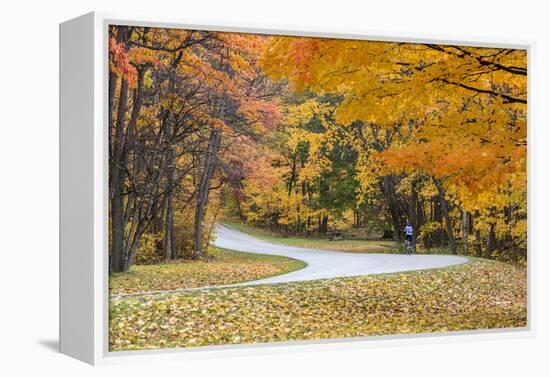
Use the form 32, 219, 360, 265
108, 25, 527, 351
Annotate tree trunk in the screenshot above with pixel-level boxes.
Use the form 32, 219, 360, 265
110, 66, 147, 273
486, 223, 496, 259
320, 215, 329, 234
164, 146, 176, 261
205, 193, 223, 253
164, 192, 175, 261
125, 221, 147, 271
462, 210, 469, 255
194, 127, 222, 258
433, 177, 456, 254
110, 187, 126, 272
108, 73, 117, 136
379, 175, 405, 241
110, 78, 129, 273
288, 157, 296, 197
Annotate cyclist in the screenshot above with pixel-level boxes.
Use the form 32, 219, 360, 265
404, 222, 413, 252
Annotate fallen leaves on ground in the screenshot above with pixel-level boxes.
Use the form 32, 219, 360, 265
109, 259, 527, 351
109, 247, 305, 295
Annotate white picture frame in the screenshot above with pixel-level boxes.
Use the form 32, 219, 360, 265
59, 11, 535, 365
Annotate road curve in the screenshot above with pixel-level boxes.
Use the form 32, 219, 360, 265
213, 224, 468, 287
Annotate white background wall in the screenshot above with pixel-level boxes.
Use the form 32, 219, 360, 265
0, 0, 547, 375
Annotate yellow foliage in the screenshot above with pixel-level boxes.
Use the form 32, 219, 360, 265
261, 36, 527, 249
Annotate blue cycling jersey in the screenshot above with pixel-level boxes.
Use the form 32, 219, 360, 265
404, 225, 413, 236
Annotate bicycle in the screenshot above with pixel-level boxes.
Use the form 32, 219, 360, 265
404, 238, 413, 255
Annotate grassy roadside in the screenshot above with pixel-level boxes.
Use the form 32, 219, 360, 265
109, 247, 306, 295
110, 258, 527, 351
225, 221, 408, 254
226, 221, 461, 256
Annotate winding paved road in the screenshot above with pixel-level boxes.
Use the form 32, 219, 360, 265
213, 224, 468, 287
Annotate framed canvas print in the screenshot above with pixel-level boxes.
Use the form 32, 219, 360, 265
60, 12, 532, 365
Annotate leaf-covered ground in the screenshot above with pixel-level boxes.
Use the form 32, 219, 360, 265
109, 259, 527, 351
110, 247, 305, 295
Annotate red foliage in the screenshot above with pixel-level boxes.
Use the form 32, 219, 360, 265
109, 37, 137, 87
